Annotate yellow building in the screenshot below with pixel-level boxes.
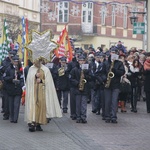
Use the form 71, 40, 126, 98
0, 0, 40, 39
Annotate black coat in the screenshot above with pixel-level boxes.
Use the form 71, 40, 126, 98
70, 66, 91, 95
104, 58, 125, 89
143, 69, 150, 92
89, 60, 106, 90
53, 64, 70, 91
4, 64, 23, 96
67, 57, 79, 88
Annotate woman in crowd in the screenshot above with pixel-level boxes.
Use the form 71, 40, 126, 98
143, 53, 150, 113
128, 59, 140, 113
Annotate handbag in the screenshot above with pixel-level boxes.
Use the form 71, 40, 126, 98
120, 77, 131, 93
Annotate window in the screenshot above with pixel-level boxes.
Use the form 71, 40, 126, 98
57, 2, 69, 23
101, 5, 106, 25
123, 6, 128, 28
112, 5, 116, 26
82, 2, 93, 23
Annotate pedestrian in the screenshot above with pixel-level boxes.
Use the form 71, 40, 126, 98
104, 47, 125, 123
128, 59, 140, 113
143, 53, 150, 113
70, 55, 90, 123
1, 50, 16, 120
67, 49, 81, 120
4, 55, 23, 123
24, 58, 62, 132
56, 56, 70, 113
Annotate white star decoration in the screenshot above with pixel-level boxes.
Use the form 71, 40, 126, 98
26, 30, 58, 61
48, 11, 57, 21
71, 5, 80, 16
41, 2, 50, 13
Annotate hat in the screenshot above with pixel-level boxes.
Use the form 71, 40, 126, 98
60, 56, 67, 62
75, 48, 83, 55
78, 55, 86, 61
110, 47, 119, 53
105, 51, 110, 57
12, 55, 19, 62
99, 52, 105, 57
9, 50, 16, 57
94, 52, 100, 57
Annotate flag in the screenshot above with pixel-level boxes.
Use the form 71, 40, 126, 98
22, 16, 26, 53
55, 26, 73, 62
0, 19, 10, 63
23, 18, 29, 67
17, 24, 23, 59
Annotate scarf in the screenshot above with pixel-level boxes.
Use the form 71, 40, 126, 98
144, 59, 150, 70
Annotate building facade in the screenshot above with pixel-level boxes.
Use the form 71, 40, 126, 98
0, 0, 40, 40
41, 0, 145, 51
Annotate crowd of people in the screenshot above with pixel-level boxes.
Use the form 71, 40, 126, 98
0, 40, 150, 132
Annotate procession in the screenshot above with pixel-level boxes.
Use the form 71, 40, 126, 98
0, 0, 150, 150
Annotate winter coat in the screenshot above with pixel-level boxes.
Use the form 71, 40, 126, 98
104, 58, 125, 89
4, 64, 23, 96
70, 66, 91, 95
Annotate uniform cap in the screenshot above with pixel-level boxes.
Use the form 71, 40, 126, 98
60, 56, 67, 62
12, 55, 19, 62
78, 55, 86, 61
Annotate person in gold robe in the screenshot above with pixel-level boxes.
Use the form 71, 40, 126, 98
24, 59, 62, 132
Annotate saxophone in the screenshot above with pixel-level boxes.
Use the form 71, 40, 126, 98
58, 65, 66, 76
79, 70, 87, 91
105, 60, 115, 88
58, 67, 65, 76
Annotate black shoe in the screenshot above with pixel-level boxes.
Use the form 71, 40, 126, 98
3, 117, 9, 120
36, 125, 43, 131
134, 109, 137, 113
76, 119, 81, 123
72, 116, 76, 120
105, 120, 111, 123
10, 121, 14, 123
81, 119, 87, 124
87, 100, 91, 104
96, 111, 100, 115
29, 125, 35, 132
131, 109, 134, 112
92, 110, 97, 113
14, 121, 18, 123
111, 120, 118, 123
63, 110, 67, 113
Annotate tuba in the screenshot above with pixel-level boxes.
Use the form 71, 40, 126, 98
79, 70, 87, 91
105, 60, 115, 88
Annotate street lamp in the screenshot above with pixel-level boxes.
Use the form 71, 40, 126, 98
130, 16, 138, 24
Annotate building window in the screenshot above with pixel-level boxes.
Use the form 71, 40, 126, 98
101, 5, 106, 25
112, 5, 116, 26
82, 2, 93, 23
57, 2, 69, 23
123, 6, 128, 29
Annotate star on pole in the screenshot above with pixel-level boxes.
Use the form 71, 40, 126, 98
26, 30, 58, 61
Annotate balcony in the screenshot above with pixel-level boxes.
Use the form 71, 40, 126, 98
81, 24, 97, 35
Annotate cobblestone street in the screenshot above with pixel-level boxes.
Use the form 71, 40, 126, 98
0, 98, 150, 150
